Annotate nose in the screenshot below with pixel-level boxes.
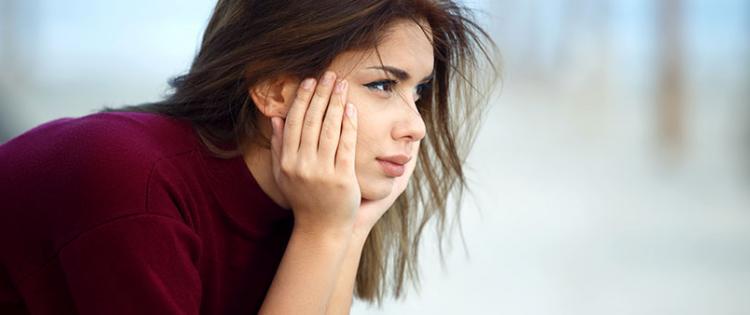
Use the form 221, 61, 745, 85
392, 94, 427, 142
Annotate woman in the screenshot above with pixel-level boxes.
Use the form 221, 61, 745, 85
0, 0, 498, 314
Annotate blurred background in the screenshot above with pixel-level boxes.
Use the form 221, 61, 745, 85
1, 0, 749, 314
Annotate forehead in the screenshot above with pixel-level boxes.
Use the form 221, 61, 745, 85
333, 20, 435, 79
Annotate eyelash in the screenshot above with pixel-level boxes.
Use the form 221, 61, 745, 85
363, 79, 433, 100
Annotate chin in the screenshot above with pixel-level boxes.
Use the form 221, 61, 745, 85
358, 173, 395, 201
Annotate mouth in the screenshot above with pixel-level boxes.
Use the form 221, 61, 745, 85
376, 158, 406, 177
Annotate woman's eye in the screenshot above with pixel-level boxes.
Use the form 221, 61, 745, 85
364, 79, 397, 94
364, 79, 432, 101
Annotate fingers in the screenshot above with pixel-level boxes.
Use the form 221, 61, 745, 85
318, 79, 348, 163
276, 70, 354, 174
282, 77, 317, 154
336, 103, 357, 170
299, 71, 337, 157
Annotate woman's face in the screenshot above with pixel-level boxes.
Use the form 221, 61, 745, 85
328, 20, 433, 201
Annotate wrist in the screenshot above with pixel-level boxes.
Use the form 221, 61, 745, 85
293, 221, 354, 242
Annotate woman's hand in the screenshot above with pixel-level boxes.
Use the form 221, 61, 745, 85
353, 146, 418, 236
269, 71, 360, 235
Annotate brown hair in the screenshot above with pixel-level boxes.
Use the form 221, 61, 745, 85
104, 0, 499, 305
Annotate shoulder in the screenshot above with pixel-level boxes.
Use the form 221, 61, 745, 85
1, 111, 199, 176
0, 111, 203, 238
2, 111, 197, 158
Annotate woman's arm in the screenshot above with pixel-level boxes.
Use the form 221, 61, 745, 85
324, 230, 368, 315
258, 72, 362, 314
55, 215, 203, 314
258, 225, 355, 314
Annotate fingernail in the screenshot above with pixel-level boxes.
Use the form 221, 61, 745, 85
322, 71, 335, 86
346, 103, 356, 117
301, 78, 315, 90
334, 80, 347, 94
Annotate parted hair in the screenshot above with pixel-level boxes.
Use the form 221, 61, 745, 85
104, 0, 499, 305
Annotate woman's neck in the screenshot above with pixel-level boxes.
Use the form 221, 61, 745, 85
241, 122, 292, 210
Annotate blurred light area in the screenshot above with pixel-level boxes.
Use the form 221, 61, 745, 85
0, 0, 215, 138
1, 1, 749, 314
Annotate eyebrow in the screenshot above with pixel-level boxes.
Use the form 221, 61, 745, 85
366, 65, 434, 82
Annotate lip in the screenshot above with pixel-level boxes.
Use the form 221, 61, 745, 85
376, 155, 411, 165
376, 155, 411, 177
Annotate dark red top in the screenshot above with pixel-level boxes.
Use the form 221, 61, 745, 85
0, 112, 294, 314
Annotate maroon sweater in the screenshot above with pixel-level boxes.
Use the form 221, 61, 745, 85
0, 112, 294, 314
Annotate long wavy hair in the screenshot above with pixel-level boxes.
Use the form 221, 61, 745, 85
103, 0, 499, 305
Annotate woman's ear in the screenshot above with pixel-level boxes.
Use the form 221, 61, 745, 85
249, 76, 299, 118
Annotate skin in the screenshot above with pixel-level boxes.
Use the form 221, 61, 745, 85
245, 19, 433, 217
247, 19, 434, 314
